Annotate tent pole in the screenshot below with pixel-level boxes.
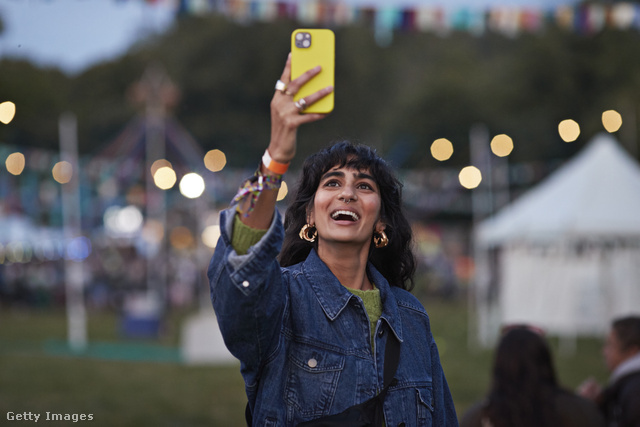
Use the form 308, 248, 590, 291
469, 124, 494, 349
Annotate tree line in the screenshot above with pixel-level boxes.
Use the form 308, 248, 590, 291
2, 12, 640, 171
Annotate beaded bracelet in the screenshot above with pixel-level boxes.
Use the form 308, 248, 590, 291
232, 169, 283, 217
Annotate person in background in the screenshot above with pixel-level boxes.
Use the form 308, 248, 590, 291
207, 54, 458, 426
579, 316, 640, 427
460, 325, 604, 427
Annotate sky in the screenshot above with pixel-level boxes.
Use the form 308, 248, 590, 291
0, 0, 175, 75
0, 0, 577, 75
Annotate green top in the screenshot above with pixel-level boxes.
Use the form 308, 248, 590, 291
231, 214, 383, 349
346, 287, 382, 349
232, 214, 267, 255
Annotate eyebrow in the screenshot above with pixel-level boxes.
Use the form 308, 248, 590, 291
321, 170, 376, 182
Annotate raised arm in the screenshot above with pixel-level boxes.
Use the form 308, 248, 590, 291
238, 54, 333, 229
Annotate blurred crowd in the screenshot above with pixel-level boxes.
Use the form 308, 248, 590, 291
460, 318, 640, 427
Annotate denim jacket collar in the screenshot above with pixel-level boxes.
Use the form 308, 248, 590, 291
302, 249, 404, 343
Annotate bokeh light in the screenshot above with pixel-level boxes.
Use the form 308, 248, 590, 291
602, 110, 622, 133
52, 161, 73, 184
153, 166, 177, 190
0, 101, 16, 124
5, 242, 22, 263
5, 152, 26, 175
277, 181, 288, 201
170, 226, 194, 249
179, 173, 205, 199
34, 240, 61, 262
142, 219, 165, 244
66, 236, 92, 261
558, 119, 580, 142
459, 166, 482, 189
104, 205, 144, 235
202, 225, 221, 249
5, 242, 31, 263
430, 138, 454, 161
150, 159, 172, 176
204, 149, 227, 172
119, 206, 144, 233
98, 178, 118, 199
126, 185, 145, 206
490, 134, 514, 157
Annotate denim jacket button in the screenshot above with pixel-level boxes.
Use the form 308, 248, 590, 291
242, 280, 250, 288
307, 358, 318, 368
378, 328, 384, 337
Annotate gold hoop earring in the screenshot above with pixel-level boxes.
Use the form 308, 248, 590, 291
299, 224, 317, 243
373, 230, 389, 248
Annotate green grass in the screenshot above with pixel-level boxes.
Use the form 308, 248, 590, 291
0, 299, 609, 425
0, 308, 247, 426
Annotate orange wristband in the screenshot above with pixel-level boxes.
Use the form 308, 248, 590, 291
262, 149, 290, 175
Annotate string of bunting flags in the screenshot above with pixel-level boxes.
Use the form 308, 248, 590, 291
167, 0, 640, 40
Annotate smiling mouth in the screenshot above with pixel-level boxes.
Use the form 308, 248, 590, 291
331, 210, 360, 222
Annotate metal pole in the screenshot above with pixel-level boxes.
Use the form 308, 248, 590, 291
468, 123, 498, 349
144, 66, 168, 306
59, 112, 87, 351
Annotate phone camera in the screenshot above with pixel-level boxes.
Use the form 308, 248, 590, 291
295, 32, 312, 49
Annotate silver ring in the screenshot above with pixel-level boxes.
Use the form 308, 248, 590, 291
294, 98, 307, 112
275, 80, 286, 93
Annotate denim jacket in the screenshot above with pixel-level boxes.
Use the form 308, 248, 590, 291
208, 207, 458, 427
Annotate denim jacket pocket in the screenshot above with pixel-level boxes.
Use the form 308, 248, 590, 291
384, 384, 434, 427
284, 342, 345, 419
416, 386, 435, 421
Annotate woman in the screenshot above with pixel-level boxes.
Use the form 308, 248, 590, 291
208, 55, 457, 426
459, 326, 604, 427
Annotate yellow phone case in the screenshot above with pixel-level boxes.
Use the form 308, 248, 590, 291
291, 29, 335, 114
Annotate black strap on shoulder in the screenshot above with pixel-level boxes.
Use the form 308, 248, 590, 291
382, 330, 401, 389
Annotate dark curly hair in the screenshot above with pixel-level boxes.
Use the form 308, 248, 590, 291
278, 141, 416, 291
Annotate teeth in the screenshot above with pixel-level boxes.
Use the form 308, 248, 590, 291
331, 210, 359, 221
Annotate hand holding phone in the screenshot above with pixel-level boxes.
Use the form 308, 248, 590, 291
290, 29, 335, 114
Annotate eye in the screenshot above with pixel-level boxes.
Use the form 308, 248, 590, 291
323, 179, 340, 187
357, 182, 374, 190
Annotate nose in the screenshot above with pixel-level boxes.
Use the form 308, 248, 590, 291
339, 185, 357, 203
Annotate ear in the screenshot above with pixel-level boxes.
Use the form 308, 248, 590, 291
375, 220, 386, 234
625, 344, 640, 358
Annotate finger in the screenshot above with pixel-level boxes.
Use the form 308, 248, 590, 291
284, 113, 327, 129
297, 85, 333, 109
285, 65, 322, 95
272, 54, 293, 98
280, 53, 292, 83
299, 113, 330, 123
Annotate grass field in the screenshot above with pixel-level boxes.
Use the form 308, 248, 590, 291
0, 297, 609, 426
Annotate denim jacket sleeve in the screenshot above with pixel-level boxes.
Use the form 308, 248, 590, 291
207, 207, 285, 386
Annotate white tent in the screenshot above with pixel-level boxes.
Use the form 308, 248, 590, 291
180, 311, 237, 365
472, 133, 640, 347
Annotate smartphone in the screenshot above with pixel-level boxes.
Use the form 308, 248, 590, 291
291, 28, 335, 114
